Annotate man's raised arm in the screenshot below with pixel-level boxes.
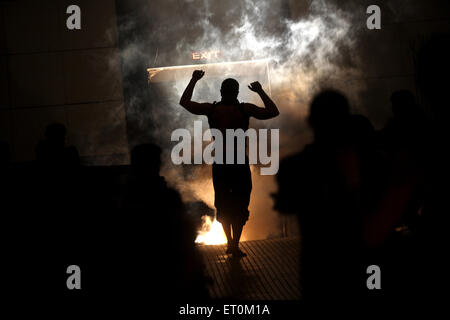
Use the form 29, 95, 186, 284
244, 81, 280, 120
179, 70, 212, 115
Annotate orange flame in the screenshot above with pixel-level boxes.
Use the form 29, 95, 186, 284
195, 215, 227, 245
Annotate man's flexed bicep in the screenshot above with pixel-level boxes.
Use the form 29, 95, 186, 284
242, 103, 275, 120
180, 101, 213, 115
244, 81, 280, 119
179, 70, 213, 115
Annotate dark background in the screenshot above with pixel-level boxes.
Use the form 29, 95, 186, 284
1, 0, 449, 316
1, 0, 449, 164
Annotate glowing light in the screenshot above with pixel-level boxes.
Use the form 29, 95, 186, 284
195, 215, 227, 245
147, 58, 271, 82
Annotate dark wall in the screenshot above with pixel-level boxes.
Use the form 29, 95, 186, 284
0, 0, 129, 164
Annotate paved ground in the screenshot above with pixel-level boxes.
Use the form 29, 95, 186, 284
197, 237, 301, 300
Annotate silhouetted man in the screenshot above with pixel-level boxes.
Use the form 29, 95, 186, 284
117, 143, 209, 301
275, 90, 363, 302
36, 122, 79, 168
180, 70, 279, 257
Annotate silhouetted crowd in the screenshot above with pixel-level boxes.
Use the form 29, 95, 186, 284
1, 34, 449, 312
275, 34, 450, 307
0, 127, 209, 311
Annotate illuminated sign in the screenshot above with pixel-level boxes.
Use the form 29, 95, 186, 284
192, 50, 221, 60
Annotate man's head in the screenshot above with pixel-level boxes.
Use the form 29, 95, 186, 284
220, 78, 239, 101
308, 89, 350, 141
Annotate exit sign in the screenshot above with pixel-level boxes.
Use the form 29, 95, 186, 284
192, 50, 221, 60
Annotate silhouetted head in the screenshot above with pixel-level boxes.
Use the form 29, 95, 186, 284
220, 78, 239, 102
308, 90, 350, 141
131, 143, 162, 176
417, 33, 450, 119
391, 90, 416, 119
44, 122, 67, 148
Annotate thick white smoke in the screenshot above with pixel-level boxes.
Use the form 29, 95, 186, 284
157, 0, 363, 155
120, 0, 366, 241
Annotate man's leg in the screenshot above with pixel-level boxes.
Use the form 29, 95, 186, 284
221, 219, 233, 251
230, 164, 251, 257
232, 222, 243, 247
231, 221, 246, 257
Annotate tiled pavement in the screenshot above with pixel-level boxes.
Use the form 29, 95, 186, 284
198, 237, 301, 300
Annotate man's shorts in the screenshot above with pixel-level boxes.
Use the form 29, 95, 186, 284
212, 162, 252, 225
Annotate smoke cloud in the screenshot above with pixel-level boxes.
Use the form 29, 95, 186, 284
117, 0, 370, 240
